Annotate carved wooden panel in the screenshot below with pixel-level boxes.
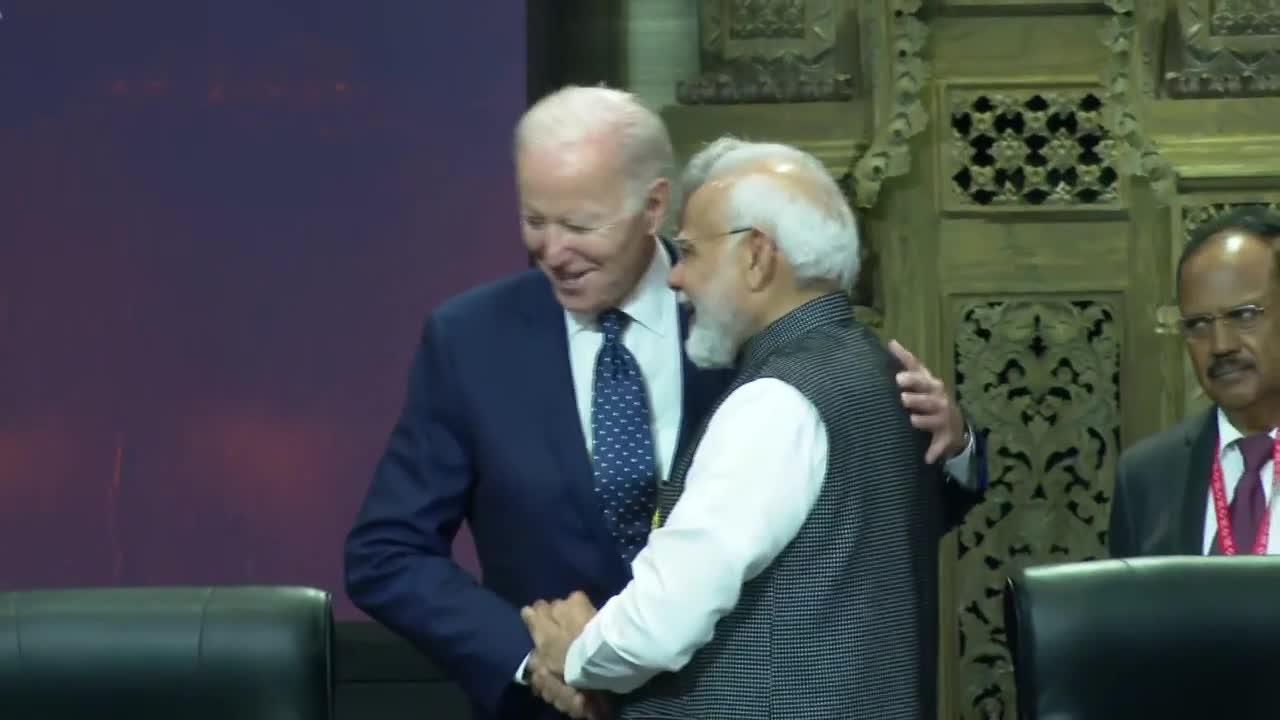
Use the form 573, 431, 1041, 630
835, 170, 884, 328
1209, 0, 1280, 35
849, 0, 928, 208
944, 86, 1122, 211
728, 0, 807, 38
938, 0, 1106, 10
1181, 199, 1280, 236
1164, 0, 1280, 97
1102, 1, 1179, 204
678, 0, 855, 103
952, 296, 1120, 719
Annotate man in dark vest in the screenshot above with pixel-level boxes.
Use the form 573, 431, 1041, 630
520, 140, 963, 719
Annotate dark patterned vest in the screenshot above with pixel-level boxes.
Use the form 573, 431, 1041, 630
619, 293, 945, 719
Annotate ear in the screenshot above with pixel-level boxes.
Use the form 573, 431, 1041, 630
743, 229, 777, 291
642, 178, 670, 236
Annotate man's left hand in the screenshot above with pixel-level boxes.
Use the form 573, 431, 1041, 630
888, 339, 967, 464
520, 591, 598, 677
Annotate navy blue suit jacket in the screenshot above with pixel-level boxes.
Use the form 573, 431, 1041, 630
344, 268, 732, 719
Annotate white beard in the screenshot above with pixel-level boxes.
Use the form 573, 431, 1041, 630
684, 279, 748, 370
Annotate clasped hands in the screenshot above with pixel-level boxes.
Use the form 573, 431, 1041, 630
520, 590, 611, 719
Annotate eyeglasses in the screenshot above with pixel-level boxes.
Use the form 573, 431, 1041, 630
1178, 304, 1267, 339
671, 227, 754, 260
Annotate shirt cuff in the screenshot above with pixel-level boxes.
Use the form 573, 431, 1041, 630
564, 613, 604, 688
513, 652, 531, 685
943, 428, 976, 489
564, 610, 652, 693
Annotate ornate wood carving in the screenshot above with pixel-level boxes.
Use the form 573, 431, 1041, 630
1182, 199, 1280, 237
729, 0, 808, 38
1209, 0, 1280, 35
677, 0, 855, 104
833, 148, 884, 328
937, 0, 1108, 10
1164, 0, 1280, 97
850, 0, 929, 208
952, 297, 1120, 719
945, 87, 1120, 209
1101, 0, 1179, 204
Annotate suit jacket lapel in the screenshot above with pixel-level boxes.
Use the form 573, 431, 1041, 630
1179, 409, 1217, 554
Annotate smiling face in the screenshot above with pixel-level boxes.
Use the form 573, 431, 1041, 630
516, 137, 658, 316
668, 181, 753, 369
1179, 230, 1280, 428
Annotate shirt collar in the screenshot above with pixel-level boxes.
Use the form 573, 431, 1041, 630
1215, 407, 1277, 452
566, 236, 672, 337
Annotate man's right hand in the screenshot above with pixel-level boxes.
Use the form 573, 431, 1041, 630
527, 657, 611, 719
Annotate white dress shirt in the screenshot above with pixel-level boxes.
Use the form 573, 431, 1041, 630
565, 239, 684, 481
1201, 409, 1280, 555
563, 378, 976, 692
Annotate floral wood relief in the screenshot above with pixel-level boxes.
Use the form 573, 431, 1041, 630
1182, 200, 1280, 239
953, 299, 1120, 719
1101, 0, 1178, 204
948, 90, 1120, 208
729, 0, 807, 39
1210, 0, 1280, 35
1166, 0, 1280, 97
678, 0, 853, 104
850, 0, 929, 208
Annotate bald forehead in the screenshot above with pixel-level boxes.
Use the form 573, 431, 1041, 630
1186, 230, 1274, 273
1180, 230, 1277, 308
520, 130, 616, 167
682, 176, 731, 225
712, 157, 842, 217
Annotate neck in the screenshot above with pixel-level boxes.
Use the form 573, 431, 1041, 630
1225, 401, 1280, 435
599, 238, 656, 313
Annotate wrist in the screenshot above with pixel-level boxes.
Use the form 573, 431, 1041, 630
515, 652, 534, 685
948, 423, 972, 460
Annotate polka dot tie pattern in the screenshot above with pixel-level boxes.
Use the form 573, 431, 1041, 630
591, 308, 658, 564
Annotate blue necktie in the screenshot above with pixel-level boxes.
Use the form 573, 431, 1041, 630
591, 309, 657, 563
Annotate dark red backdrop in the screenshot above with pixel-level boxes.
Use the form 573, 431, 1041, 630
0, 1, 525, 618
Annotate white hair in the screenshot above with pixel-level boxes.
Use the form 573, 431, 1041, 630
685, 137, 860, 290
514, 85, 674, 211
677, 135, 745, 214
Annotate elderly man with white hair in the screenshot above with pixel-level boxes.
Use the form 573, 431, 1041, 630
347, 84, 979, 720
522, 138, 957, 719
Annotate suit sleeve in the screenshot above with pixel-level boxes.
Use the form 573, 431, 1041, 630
344, 314, 534, 717
940, 427, 988, 532
1108, 459, 1135, 558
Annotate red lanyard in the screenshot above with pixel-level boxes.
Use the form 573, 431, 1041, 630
1209, 433, 1280, 556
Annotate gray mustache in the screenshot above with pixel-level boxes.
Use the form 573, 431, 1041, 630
1209, 357, 1253, 378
